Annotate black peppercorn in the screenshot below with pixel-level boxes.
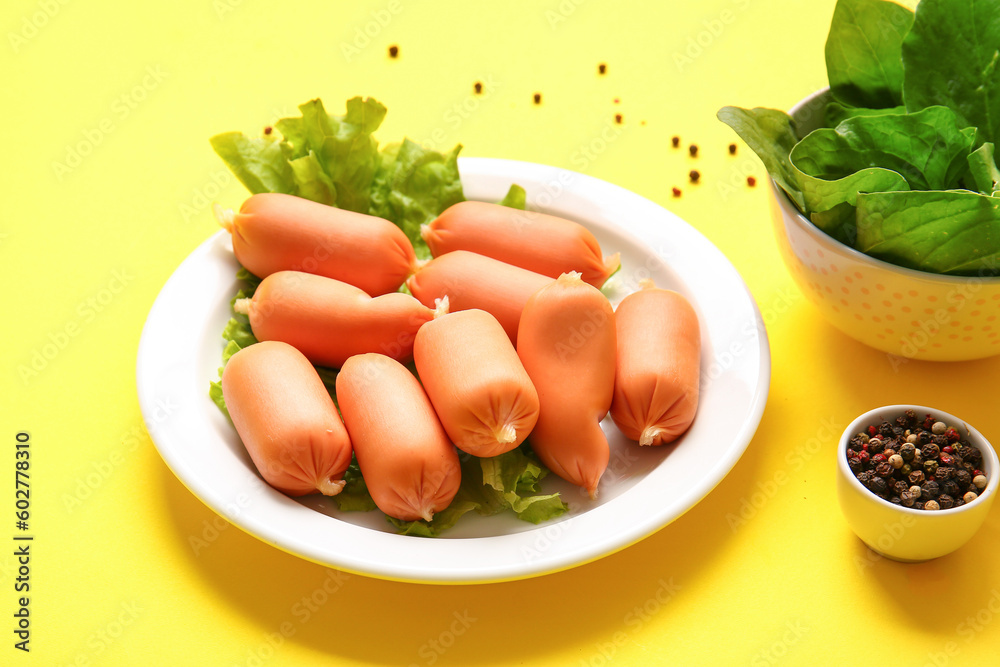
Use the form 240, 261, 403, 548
932, 434, 949, 448
878, 421, 893, 438
938, 494, 955, 509
689, 144, 699, 157
917, 431, 932, 445
960, 446, 983, 467
920, 480, 940, 500
908, 470, 925, 485
849, 458, 863, 474
388, 45, 399, 58
900, 491, 916, 507
942, 480, 961, 497
849, 434, 867, 451
474, 81, 483, 94
870, 477, 889, 497
868, 439, 885, 454
875, 462, 893, 477
890, 496, 902, 505
598, 63, 607, 74
914, 501, 925, 510
904, 409, 917, 424
671, 136, 680, 148
921, 443, 940, 460
899, 443, 915, 461
956, 469, 972, 486
892, 480, 909, 496
533, 93, 542, 104
935, 466, 953, 481
895, 417, 909, 430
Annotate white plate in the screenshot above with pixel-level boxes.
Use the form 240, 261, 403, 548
137, 158, 770, 584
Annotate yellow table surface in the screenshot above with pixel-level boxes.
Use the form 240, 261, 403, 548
6, 0, 1000, 664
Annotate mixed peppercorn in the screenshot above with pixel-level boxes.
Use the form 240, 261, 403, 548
847, 410, 989, 510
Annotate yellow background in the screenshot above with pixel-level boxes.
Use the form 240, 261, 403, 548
5, 0, 1000, 664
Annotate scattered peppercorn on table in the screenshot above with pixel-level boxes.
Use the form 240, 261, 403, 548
6, 0, 1000, 665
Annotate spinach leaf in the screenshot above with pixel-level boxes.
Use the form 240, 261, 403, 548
901, 0, 1000, 144
790, 106, 977, 190
856, 190, 1000, 274
718, 105, 909, 245
810, 202, 859, 246
799, 168, 910, 244
967, 142, 1000, 194
717, 106, 806, 211
825, 0, 914, 108
824, 102, 905, 127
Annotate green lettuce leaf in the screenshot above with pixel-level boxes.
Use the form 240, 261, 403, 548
479, 446, 568, 523
386, 445, 569, 536
313, 366, 339, 406
824, 0, 913, 108
333, 458, 379, 512
211, 97, 387, 211
387, 501, 480, 537
209, 132, 295, 195
790, 106, 977, 191
208, 382, 228, 418
221, 315, 257, 350
368, 139, 466, 259
288, 152, 337, 206
856, 190, 1000, 274
902, 0, 1000, 144
234, 267, 262, 293
498, 184, 527, 209
209, 274, 261, 418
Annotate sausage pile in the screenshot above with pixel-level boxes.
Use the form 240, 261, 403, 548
215, 193, 702, 523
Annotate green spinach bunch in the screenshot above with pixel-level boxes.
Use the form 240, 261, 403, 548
719, 0, 1000, 276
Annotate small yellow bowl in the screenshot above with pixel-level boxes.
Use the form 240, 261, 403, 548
837, 405, 998, 562
770, 89, 1000, 361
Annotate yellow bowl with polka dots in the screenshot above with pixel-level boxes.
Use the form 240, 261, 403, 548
769, 89, 1000, 362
